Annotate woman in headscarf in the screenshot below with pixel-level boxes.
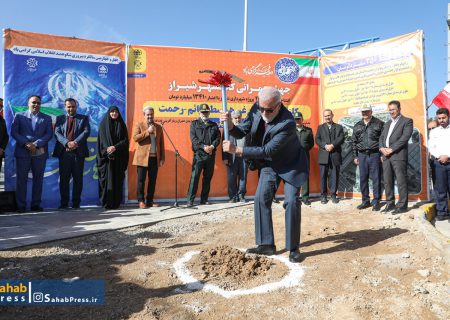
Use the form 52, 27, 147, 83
97, 106, 129, 209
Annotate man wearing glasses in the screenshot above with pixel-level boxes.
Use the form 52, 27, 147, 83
221, 86, 308, 263
11, 95, 53, 213
186, 104, 221, 207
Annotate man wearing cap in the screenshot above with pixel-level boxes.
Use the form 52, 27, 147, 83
222, 110, 248, 202
293, 111, 314, 205
315, 109, 344, 204
221, 86, 308, 263
351, 104, 384, 211
132, 106, 165, 208
186, 104, 221, 207
379, 100, 413, 214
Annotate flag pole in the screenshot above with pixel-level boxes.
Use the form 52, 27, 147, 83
243, 0, 248, 51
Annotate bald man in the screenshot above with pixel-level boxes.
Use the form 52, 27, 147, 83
221, 87, 308, 263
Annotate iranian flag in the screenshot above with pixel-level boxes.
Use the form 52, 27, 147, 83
293, 58, 320, 85
432, 83, 450, 109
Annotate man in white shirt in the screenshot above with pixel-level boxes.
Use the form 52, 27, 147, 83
379, 100, 413, 214
428, 108, 450, 221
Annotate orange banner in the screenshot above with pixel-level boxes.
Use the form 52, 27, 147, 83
319, 31, 428, 200
127, 46, 320, 200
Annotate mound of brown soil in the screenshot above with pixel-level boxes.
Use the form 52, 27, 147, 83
187, 245, 289, 290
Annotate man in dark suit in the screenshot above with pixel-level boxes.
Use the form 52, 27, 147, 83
221, 86, 308, 263
222, 110, 248, 202
315, 109, 344, 204
293, 111, 314, 205
53, 98, 91, 209
11, 95, 53, 213
0, 98, 9, 174
379, 100, 413, 214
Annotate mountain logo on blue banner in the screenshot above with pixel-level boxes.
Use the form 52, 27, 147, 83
98, 65, 108, 78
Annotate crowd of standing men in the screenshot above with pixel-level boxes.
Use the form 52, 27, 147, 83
0, 90, 449, 260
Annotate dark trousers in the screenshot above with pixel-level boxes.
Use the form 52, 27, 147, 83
358, 152, 381, 204
319, 162, 340, 197
59, 150, 85, 207
226, 157, 248, 199
137, 157, 158, 204
15, 156, 46, 209
187, 153, 215, 203
432, 159, 450, 216
300, 153, 310, 200
254, 167, 301, 251
382, 158, 408, 208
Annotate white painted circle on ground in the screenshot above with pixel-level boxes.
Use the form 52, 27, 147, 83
173, 250, 305, 298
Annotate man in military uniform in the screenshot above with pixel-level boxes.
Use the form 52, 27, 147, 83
294, 111, 314, 205
186, 104, 221, 207
351, 104, 384, 211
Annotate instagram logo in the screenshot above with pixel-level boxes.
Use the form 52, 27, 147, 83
33, 292, 44, 302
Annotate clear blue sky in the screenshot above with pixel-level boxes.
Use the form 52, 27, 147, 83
1, 0, 448, 114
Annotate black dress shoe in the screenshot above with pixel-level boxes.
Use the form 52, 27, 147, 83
435, 214, 450, 221
303, 199, 312, 206
357, 202, 371, 210
320, 196, 328, 204
200, 201, 210, 205
72, 205, 80, 209
246, 245, 276, 256
331, 196, 339, 204
30, 206, 43, 212
382, 204, 396, 213
17, 207, 26, 213
392, 207, 408, 214
372, 203, 381, 211
58, 206, 69, 210
289, 250, 303, 263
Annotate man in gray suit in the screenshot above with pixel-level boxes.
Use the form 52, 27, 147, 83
53, 98, 91, 209
221, 86, 308, 263
379, 100, 413, 214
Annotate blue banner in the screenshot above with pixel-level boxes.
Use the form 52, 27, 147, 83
3, 40, 126, 208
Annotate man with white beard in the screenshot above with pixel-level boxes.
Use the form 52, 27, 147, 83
221, 87, 308, 263
186, 104, 221, 207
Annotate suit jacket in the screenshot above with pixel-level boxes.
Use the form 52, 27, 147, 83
315, 122, 344, 165
11, 111, 53, 159
132, 121, 165, 167
0, 115, 9, 157
229, 103, 308, 188
379, 115, 413, 161
53, 114, 91, 158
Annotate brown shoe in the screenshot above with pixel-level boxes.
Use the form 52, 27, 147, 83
139, 201, 146, 209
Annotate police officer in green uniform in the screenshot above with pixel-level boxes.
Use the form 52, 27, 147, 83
294, 111, 314, 205
186, 104, 221, 207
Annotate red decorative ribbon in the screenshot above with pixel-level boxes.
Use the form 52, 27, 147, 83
198, 71, 233, 87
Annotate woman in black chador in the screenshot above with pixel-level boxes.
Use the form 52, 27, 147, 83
97, 106, 129, 209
